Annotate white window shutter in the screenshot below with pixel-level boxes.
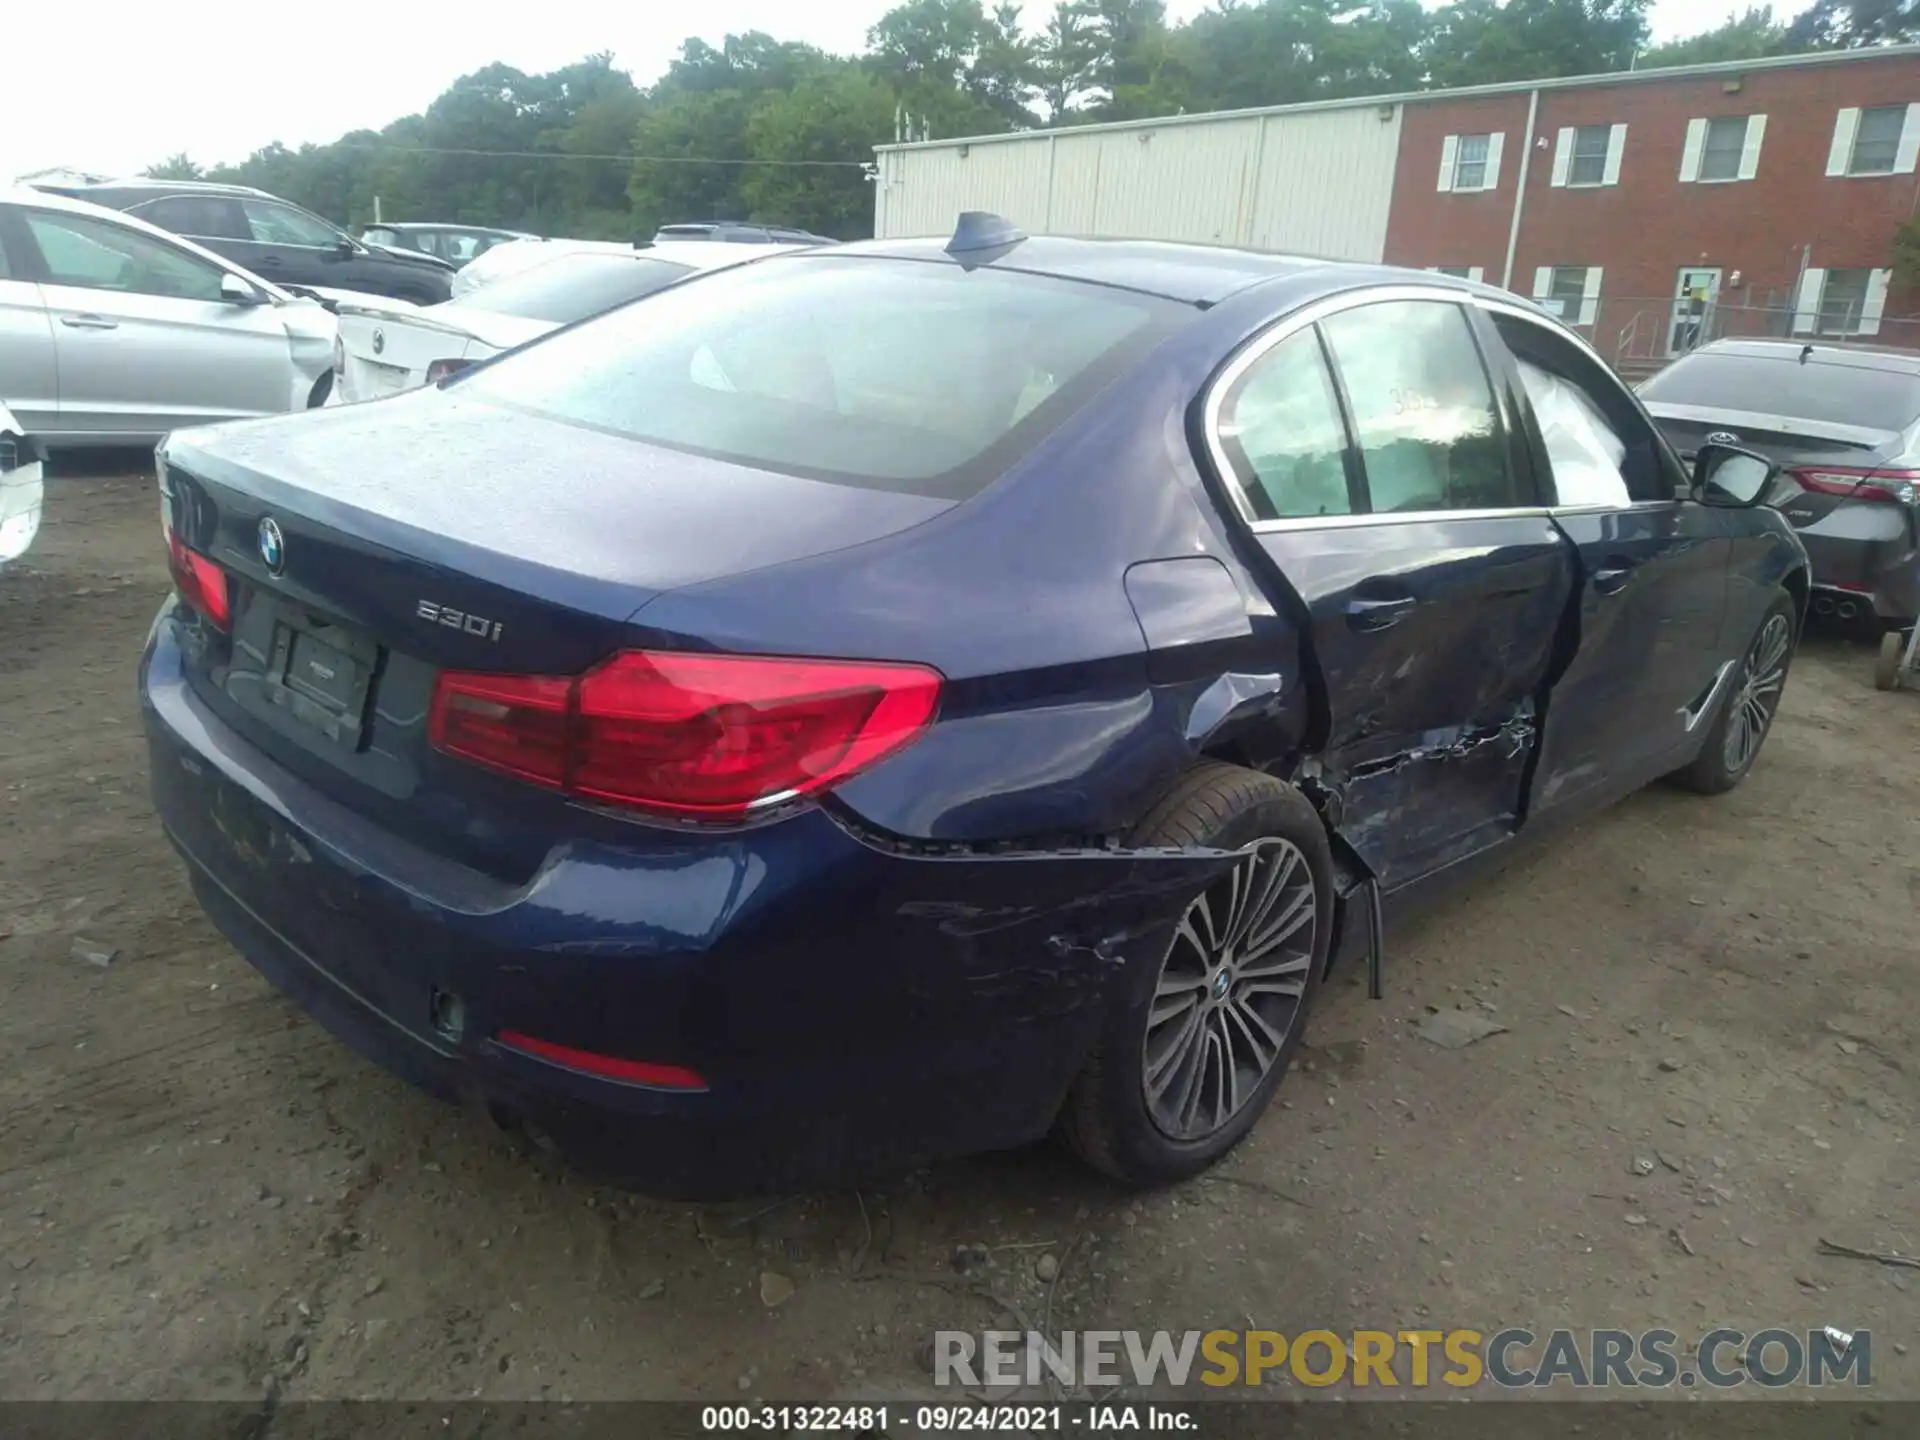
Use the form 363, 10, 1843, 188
1793, 269, 1825, 333
1438, 135, 1458, 192
1533, 266, 1553, 301
1680, 118, 1706, 183
1737, 114, 1766, 180
1579, 268, 1602, 326
1603, 124, 1627, 185
1860, 270, 1891, 335
1897, 104, 1920, 173
1827, 109, 1860, 176
1482, 133, 1504, 190
1551, 128, 1574, 187
1468, 266, 1485, 283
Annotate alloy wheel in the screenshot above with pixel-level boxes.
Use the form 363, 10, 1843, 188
1142, 838, 1318, 1141
1722, 613, 1791, 774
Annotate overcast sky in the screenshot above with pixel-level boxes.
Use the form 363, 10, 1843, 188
6, 0, 1745, 184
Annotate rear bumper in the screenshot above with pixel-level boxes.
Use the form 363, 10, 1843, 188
1797, 506, 1919, 623
140, 610, 1223, 1196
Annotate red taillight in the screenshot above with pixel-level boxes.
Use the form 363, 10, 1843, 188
495, 1029, 707, 1090
424, 357, 473, 384
1790, 467, 1920, 505
428, 650, 941, 822
165, 528, 230, 629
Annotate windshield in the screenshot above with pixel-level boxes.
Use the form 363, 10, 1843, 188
455, 254, 697, 325
459, 255, 1184, 498
1641, 351, 1920, 432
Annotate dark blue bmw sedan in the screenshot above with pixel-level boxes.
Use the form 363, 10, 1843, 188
141, 218, 1809, 1196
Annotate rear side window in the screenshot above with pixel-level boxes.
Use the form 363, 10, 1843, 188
130, 195, 246, 239
1641, 351, 1920, 432
462, 256, 1184, 498
1215, 330, 1355, 521
1320, 300, 1520, 513
457, 254, 695, 325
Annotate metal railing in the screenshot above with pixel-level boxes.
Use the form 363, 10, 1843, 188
1582, 291, 1920, 380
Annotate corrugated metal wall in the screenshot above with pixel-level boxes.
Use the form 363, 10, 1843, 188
875, 104, 1404, 261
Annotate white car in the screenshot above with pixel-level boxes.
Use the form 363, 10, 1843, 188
0, 401, 44, 568
331, 241, 805, 405
0, 187, 336, 446
449, 236, 637, 299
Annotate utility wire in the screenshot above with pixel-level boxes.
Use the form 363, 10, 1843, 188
329, 141, 867, 167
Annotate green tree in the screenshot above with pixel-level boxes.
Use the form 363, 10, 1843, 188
1033, 1, 1102, 118
744, 68, 898, 235
1636, 7, 1787, 66
143, 153, 204, 180
1424, 0, 1652, 89
1783, 0, 1920, 47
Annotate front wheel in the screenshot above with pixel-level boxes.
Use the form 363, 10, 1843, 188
1673, 592, 1796, 795
1058, 762, 1333, 1187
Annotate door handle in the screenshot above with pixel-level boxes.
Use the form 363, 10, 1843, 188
253, 256, 282, 268
59, 314, 118, 330
1593, 561, 1637, 595
1345, 594, 1418, 632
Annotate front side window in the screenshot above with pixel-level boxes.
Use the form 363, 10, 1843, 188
1215, 330, 1355, 522
460, 255, 1184, 498
24, 210, 226, 302
242, 200, 344, 248
1453, 134, 1491, 190
1568, 125, 1611, 185
1698, 117, 1749, 181
1319, 300, 1518, 513
1850, 106, 1905, 174
1517, 360, 1629, 507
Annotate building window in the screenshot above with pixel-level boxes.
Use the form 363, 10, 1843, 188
1438, 133, 1503, 192
1454, 134, 1491, 189
1681, 115, 1764, 183
1533, 266, 1602, 327
1794, 267, 1891, 336
1818, 269, 1873, 334
1698, 117, 1748, 181
1850, 106, 1906, 174
1569, 126, 1611, 185
1431, 265, 1484, 281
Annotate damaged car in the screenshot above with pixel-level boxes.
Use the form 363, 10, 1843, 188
0, 403, 44, 569
0, 188, 337, 444
139, 217, 1809, 1197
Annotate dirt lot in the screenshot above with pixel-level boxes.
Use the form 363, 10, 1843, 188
0, 466, 1914, 1404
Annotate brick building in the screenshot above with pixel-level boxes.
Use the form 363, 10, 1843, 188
874, 45, 1920, 375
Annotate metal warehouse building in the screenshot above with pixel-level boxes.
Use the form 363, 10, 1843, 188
872, 45, 1920, 374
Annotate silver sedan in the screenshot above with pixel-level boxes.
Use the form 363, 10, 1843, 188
0, 187, 335, 447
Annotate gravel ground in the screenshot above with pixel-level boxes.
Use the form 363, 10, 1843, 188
0, 465, 1913, 1403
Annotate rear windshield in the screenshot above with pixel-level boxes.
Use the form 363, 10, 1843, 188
455, 254, 696, 325
1641, 351, 1920, 431
459, 255, 1184, 497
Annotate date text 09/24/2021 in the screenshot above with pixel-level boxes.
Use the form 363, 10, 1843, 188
700, 1406, 1195, 1432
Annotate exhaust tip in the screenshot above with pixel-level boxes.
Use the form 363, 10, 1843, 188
1813, 596, 1836, 616
1836, 600, 1859, 620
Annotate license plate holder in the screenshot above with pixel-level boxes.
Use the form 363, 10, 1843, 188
264, 612, 379, 751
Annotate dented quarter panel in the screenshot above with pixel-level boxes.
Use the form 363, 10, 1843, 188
0, 404, 45, 568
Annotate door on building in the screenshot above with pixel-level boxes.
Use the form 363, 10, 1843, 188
1667, 268, 1722, 356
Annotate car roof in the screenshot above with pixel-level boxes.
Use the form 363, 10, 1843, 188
1687, 337, 1920, 373
819, 234, 1460, 306
636, 239, 814, 267
35, 177, 271, 201
376, 222, 532, 236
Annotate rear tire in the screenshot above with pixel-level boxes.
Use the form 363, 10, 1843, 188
1876, 630, 1905, 692
1058, 762, 1333, 1188
1674, 590, 1796, 795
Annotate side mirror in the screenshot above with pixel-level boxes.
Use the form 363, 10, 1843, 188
219, 273, 264, 306
1692, 442, 1778, 508
330, 237, 356, 260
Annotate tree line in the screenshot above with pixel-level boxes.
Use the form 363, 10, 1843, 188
140, 0, 1917, 244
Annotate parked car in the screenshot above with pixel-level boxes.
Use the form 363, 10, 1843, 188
0, 188, 336, 446
359, 223, 535, 269
33, 179, 454, 306
0, 401, 43, 569
654, 221, 837, 245
141, 221, 1808, 1198
1640, 339, 1920, 628
329, 242, 806, 404
448, 236, 639, 299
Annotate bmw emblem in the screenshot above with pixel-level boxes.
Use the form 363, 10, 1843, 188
258, 517, 286, 575
371, 328, 385, 356
1706, 430, 1740, 445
